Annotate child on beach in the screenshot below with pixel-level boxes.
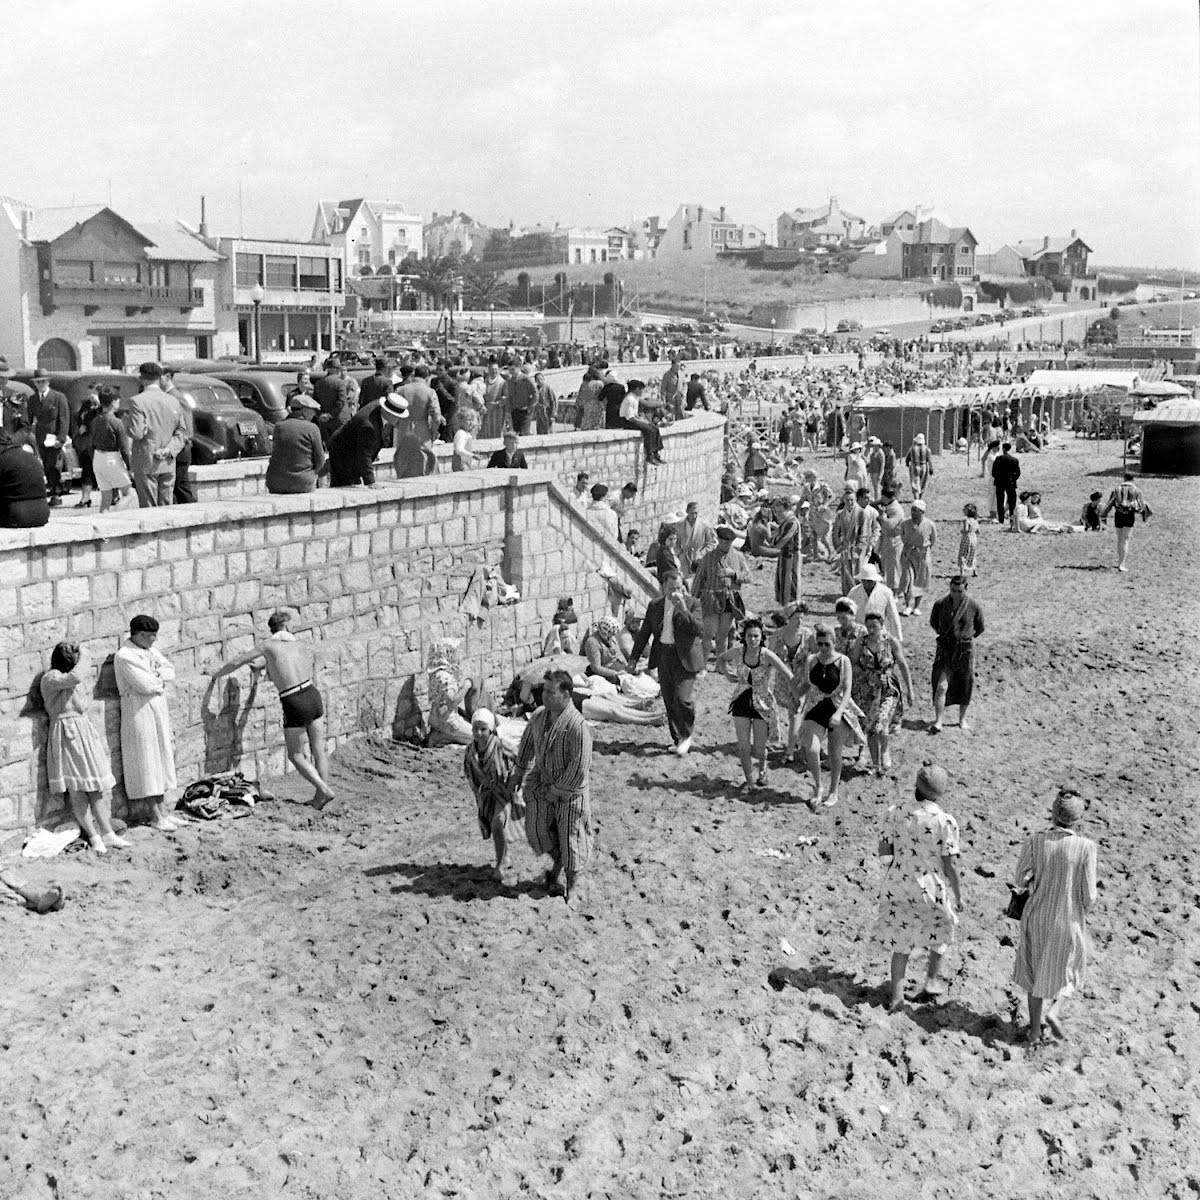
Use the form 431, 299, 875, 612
744, 436, 769, 487
40, 643, 128, 853
957, 503, 980, 577
1081, 491, 1103, 531
810, 484, 835, 561
463, 708, 523, 881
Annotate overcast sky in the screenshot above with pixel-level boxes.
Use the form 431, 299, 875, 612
6, 0, 1198, 267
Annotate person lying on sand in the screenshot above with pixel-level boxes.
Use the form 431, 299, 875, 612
210, 610, 334, 809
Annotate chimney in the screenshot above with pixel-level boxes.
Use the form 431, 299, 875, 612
719, 205, 726, 222
1043, 235, 1049, 250
20, 208, 28, 240
1070, 227, 1077, 238
697, 205, 704, 221
199, 195, 208, 237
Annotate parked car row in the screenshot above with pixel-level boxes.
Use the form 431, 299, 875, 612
7, 371, 272, 475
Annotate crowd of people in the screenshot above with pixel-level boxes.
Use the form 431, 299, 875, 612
22, 338, 1146, 1048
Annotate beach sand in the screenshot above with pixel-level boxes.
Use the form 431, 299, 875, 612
1, 438, 1197, 1199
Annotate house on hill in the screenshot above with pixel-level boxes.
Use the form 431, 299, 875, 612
849, 218, 977, 282
777, 197, 866, 249
312, 199, 424, 275
657, 204, 765, 261
423, 210, 491, 259
1013, 232, 1092, 280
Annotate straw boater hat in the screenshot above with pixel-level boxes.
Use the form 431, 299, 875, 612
379, 392, 410, 423
868, 435, 881, 446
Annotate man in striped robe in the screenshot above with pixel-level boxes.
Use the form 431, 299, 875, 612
514, 670, 594, 907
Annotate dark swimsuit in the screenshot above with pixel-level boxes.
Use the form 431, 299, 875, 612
805, 658, 842, 728
279, 680, 324, 728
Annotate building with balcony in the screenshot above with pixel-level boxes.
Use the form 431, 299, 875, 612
312, 198, 424, 277
0, 201, 220, 370
210, 237, 346, 360
657, 204, 765, 262
849, 218, 977, 282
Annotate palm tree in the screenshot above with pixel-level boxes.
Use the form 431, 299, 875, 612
461, 263, 508, 311
413, 255, 461, 311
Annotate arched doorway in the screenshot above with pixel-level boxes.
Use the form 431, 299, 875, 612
1078, 286, 1090, 301
37, 338, 76, 371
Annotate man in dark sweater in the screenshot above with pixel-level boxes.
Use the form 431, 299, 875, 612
328, 396, 386, 487
0, 431, 50, 527
486, 430, 529, 469
356, 359, 392, 407
266, 393, 326, 494
599, 367, 626, 429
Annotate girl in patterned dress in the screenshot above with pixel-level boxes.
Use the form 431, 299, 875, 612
851, 612, 914, 775
40, 643, 127, 853
874, 762, 962, 1010
957, 502, 980, 577
717, 618, 792, 789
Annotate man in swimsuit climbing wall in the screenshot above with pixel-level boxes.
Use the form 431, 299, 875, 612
210, 610, 335, 809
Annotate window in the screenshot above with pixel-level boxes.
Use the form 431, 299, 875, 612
574, 249, 582, 263
387, 249, 396, 265
56, 259, 93, 283
235, 253, 262, 286
960, 245, 970, 255
299, 256, 329, 290
956, 265, 971, 277
100, 261, 140, 284
149, 263, 169, 287
265, 255, 296, 289
358, 246, 370, 266
331, 258, 342, 291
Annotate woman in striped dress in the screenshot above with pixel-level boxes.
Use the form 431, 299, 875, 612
1011, 790, 1098, 1044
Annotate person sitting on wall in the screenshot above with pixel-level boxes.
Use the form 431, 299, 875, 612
618, 379, 666, 466
0, 428, 51, 528
266, 391, 326, 494
328, 391, 388, 487
486, 429, 529, 469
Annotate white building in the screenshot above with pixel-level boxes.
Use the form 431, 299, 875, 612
210, 237, 346, 361
312, 198, 424, 277
0, 200, 221, 370
656, 204, 765, 261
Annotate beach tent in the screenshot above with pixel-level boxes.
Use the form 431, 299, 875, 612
1133, 395, 1200, 475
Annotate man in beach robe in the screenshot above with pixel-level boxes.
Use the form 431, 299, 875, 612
929, 577, 985, 734
513, 670, 593, 907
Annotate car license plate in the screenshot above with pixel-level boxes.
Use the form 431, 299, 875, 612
237, 421, 257, 436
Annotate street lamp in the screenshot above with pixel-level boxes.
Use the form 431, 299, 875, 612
770, 318, 776, 352
251, 282, 265, 364
489, 302, 494, 339
441, 307, 451, 354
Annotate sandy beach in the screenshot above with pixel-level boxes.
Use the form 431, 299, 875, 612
2, 437, 1197, 1200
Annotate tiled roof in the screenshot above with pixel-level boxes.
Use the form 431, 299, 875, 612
136, 220, 222, 262
1015, 235, 1092, 259
23, 206, 221, 260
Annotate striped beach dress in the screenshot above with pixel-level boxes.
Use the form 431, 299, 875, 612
1011, 828, 1098, 998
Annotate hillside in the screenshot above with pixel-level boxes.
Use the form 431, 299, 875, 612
504, 257, 926, 323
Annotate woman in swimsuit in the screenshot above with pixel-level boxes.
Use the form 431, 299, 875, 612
717, 617, 792, 789
793, 622, 866, 809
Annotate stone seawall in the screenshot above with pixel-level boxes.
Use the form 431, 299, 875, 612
188, 413, 726, 532
0, 413, 724, 832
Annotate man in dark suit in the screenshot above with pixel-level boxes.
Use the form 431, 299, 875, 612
991, 441, 1021, 528
629, 568, 705, 755
486, 430, 528, 469
29, 371, 70, 505
357, 358, 392, 407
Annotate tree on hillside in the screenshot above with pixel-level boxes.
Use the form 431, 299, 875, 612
413, 255, 461, 310
461, 262, 508, 310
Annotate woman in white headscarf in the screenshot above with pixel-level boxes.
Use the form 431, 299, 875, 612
463, 707, 523, 881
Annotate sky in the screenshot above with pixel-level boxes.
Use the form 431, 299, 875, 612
4, 0, 1198, 268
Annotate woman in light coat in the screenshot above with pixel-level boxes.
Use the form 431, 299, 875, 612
114, 614, 180, 831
